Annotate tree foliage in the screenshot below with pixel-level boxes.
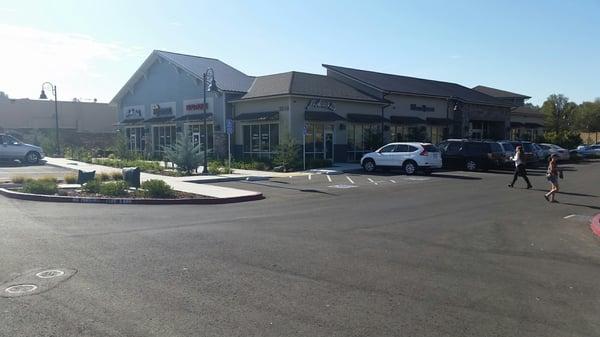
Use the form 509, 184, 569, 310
164, 133, 204, 175
273, 136, 301, 171
541, 94, 578, 134
575, 99, 600, 132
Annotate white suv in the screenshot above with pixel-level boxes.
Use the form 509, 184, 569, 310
0, 134, 45, 164
360, 142, 442, 175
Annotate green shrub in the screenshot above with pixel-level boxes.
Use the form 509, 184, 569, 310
99, 180, 129, 197
64, 173, 77, 184
539, 131, 583, 149
274, 137, 301, 171
98, 172, 111, 181
140, 179, 175, 198
82, 178, 102, 194
110, 171, 123, 180
22, 179, 58, 195
163, 134, 204, 175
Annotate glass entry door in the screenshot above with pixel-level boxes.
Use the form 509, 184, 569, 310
325, 130, 334, 160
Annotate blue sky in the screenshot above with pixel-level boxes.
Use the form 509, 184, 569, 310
1, 0, 598, 105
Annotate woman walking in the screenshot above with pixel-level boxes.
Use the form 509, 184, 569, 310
508, 145, 532, 189
545, 154, 560, 202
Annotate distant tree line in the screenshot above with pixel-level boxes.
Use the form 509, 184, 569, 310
535, 94, 600, 148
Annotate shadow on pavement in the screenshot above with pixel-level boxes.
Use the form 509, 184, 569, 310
530, 189, 599, 198
0, 160, 47, 168
429, 173, 482, 180
559, 202, 600, 210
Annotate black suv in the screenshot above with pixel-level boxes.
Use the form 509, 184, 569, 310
437, 139, 504, 171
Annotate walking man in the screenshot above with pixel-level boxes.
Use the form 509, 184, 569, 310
508, 145, 532, 189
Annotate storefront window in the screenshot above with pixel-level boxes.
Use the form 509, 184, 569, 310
242, 123, 279, 158
186, 124, 213, 152
152, 125, 177, 156
305, 122, 334, 161
125, 127, 145, 152
347, 123, 381, 161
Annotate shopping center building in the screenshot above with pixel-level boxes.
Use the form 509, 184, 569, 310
112, 50, 532, 162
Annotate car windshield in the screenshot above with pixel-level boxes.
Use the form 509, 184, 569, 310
522, 143, 534, 152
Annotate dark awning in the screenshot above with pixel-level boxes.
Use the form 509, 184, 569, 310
305, 111, 346, 121
235, 111, 279, 121
173, 113, 213, 122
426, 117, 452, 125
524, 123, 544, 128
120, 118, 145, 125
144, 116, 175, 123
346, 113, 390, 123
510, 122, 524, 127
390, 116, 426, 125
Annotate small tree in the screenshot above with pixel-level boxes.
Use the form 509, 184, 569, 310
112, 131, 130, 159
274, 136, 300, 171
164, 133, 204, 175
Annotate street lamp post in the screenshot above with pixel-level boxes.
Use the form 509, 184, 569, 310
201, 68, 219, 174
39, 82, 60, 156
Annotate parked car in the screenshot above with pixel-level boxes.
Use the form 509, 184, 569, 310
575, 144, 600, 158
0, 133, 45, 164
532, 143, 550, 162
539, 143, 570, 161
360, 142, 442, 175
437, 140, 504, 171
506, 141, 539, 166
497, 141, 515, 168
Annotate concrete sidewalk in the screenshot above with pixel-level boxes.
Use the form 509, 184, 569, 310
45, 158, 262, 200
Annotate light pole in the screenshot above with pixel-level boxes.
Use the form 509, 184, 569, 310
202, 68, 219, 174
39, 82, 60, 156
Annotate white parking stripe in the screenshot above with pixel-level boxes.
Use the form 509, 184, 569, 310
308, 174, 312, 180
367, 178, 378, 185
346, 176, 355, 184
390, 180, 396, 183
563, 214, 576, 219
327, 175, 332, 182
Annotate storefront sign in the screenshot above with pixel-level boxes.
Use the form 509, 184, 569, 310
410, 104, 435, 112
151, 102, 176, 116
307, 99, 336, 112
123, 105, 144, 119
184, 98, 214, 114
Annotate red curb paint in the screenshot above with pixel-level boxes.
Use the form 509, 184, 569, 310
0, 188, 263, 205
591, 213, 600, 238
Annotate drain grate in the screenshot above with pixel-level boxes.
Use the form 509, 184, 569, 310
36, 270, 65, 279
5, 284, 38, 294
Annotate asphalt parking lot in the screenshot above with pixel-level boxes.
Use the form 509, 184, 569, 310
1, 160, 600, 336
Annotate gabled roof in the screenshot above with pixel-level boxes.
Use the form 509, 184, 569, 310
512, 105, 544, 117
111, 50, 255, 104
323, 64, 512, 107
472, 85, 531, 99
239, 71, 385, 103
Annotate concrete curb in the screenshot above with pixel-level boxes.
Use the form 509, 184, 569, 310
0, 188, 264, 205
590, 213, 600, 238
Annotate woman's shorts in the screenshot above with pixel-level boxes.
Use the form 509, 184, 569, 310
547, 175, 559, 186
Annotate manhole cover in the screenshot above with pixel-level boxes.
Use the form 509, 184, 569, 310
5, 284, 38, 294
328, 184, 358, 189
36, 270, 65, 279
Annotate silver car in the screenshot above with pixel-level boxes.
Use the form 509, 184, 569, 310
0, 134, 45, 164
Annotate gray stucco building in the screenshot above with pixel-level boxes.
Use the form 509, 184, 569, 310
112, 50, 523, 163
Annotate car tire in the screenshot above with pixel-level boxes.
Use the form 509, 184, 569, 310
465, 160, 478, 171
363, 159, 376, 173
25, 151, 41, 165
403, 160, 418, 175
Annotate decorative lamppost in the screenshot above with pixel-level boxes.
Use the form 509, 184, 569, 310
201, 68, 219, 173
39, 82, 60, 156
